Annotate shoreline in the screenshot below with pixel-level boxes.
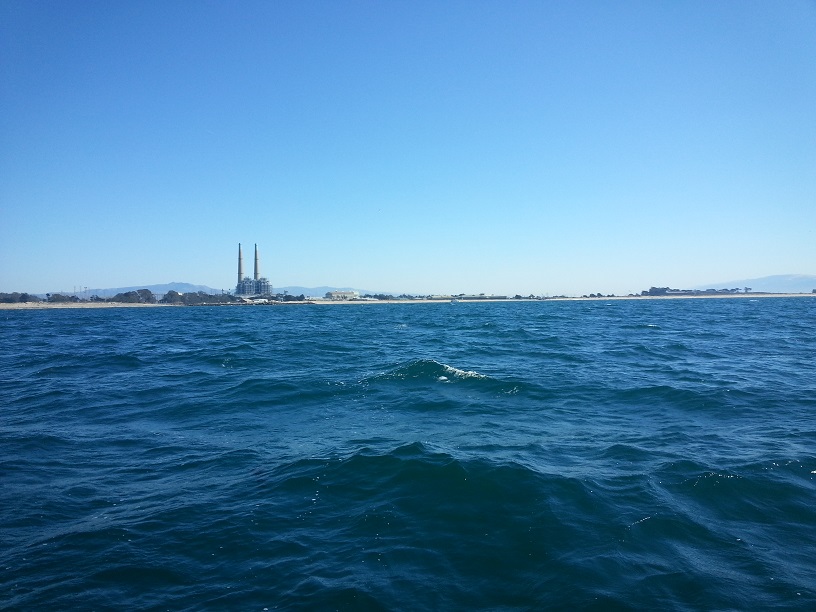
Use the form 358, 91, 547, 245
310, 293, 816, 304
1, 293, 814, 310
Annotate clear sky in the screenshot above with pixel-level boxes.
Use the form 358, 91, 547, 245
2, 1, 815, 296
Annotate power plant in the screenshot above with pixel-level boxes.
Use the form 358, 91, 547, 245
235, 243, 271, 296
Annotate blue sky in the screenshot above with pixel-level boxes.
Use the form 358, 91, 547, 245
2, 0, 814, 296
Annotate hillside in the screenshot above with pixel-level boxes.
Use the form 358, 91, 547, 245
695, 274, 816, 294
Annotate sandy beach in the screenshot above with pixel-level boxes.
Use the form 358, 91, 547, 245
310, 293, 816, 304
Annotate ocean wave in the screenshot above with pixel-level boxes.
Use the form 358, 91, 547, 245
373, 359, 488, 382
361, 359, 523, 401
248, 443, 590, 606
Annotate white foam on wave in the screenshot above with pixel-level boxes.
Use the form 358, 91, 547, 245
440, 363, 487, 380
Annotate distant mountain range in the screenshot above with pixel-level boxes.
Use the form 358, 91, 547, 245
694, 274, 816, 294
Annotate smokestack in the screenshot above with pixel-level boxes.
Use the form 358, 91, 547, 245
237, 243, 243, 285
254, 243, 260, 281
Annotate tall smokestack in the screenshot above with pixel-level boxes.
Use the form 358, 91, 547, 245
237, 243, 243, 285
254, 243, 260, 281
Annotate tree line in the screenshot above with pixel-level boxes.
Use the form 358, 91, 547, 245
0, 290, 247, 305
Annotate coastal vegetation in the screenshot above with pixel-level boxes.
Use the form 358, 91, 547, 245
109, 289, 157, 304
363, 293, 396, 300
1, 289, 243, 305
0, 292, 41, 303
279, 293, 306, 302
108, 290, 303, 305
160, 290, 242, 305
641, 286, 751, 296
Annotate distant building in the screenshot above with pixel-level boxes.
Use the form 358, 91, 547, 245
325, 291, 360, 300
235, 243, 272, 296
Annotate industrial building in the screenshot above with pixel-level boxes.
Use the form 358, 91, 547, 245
235, 243, 272, 296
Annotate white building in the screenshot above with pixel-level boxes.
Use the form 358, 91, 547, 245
325, 291, 360, 300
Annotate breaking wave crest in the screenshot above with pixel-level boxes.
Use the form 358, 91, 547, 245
375, 359, 488, 382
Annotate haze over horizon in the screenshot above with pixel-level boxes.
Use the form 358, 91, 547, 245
2, 1, 814, 296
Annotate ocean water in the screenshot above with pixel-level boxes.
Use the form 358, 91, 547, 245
2, 298, 815, 610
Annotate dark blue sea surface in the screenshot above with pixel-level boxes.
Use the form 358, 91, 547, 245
2, 298, 815, 610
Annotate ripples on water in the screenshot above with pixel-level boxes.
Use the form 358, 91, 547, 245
1, 299, 815, 609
